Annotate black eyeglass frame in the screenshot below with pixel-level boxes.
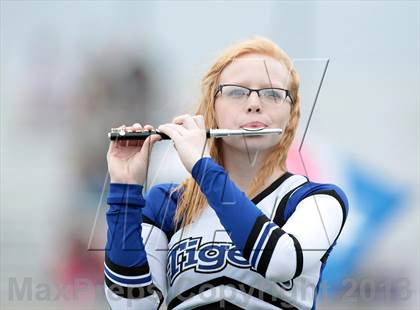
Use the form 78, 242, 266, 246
215, 84, 294, 104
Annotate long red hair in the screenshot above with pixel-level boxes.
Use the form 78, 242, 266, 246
173, 36, 301, 229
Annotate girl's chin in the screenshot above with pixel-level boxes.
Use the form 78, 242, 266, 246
221, 136, 279, 153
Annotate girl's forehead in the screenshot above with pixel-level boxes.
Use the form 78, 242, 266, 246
219, 54, 290, 87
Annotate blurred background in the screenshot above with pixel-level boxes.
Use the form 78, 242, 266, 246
1, 1, 418, 309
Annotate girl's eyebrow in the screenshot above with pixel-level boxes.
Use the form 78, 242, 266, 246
221, 81, 286, 89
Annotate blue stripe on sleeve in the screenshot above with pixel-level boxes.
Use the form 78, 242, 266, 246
251, 223, 277, 266
104, 267, 152, 286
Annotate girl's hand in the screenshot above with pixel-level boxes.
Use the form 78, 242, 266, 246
106, 123, 161, 185
158, 114, 210, 173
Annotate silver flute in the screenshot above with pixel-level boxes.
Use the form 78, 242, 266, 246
108, 127, 282, 141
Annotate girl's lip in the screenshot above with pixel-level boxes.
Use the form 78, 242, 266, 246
240, 122, 268, 129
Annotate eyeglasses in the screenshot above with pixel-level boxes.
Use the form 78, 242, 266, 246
215, 84, 294, 105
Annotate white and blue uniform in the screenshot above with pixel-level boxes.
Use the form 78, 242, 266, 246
104, 157, 349, 309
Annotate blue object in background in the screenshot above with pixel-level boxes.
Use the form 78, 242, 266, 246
319, 159, 406, 296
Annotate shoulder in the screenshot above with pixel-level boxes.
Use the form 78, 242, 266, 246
142, 183, 182, 237
284, 176, 349, 222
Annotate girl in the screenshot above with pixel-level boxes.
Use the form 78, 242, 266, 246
104, 36, 348, 309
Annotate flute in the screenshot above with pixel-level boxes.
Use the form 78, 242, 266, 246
108, 127, 282, 141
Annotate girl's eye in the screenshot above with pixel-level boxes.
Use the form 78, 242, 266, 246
225, 87, 247, 97
262, 89, 285, 99
264, 89, 282, 98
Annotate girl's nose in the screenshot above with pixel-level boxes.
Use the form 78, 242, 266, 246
245, 92, 262, 113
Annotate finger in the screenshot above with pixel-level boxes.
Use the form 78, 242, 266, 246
127, 124, 144, 146
143, 132, 160, 147
126, 124, 152, 146
124, 123, 141, 132
143, 124, 161, 144
114, 124, 126, 130
142, 124, 161, 144
150, 131, 162, 143
132, 123, 143, 132
115, 124, 126, 146
138, 136, 152, 157
117, 139, 130, 147
127, 138, 143, 147
147, 135, 162, 146
164, 123, 188, 135
138, 132, 161, 160
158, 124, 183, 141
172, 114, 189, 123
143, 124, 155, 131
192, 115, 206, 129
111, 125, 133, 147
172, 114, 197, 129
